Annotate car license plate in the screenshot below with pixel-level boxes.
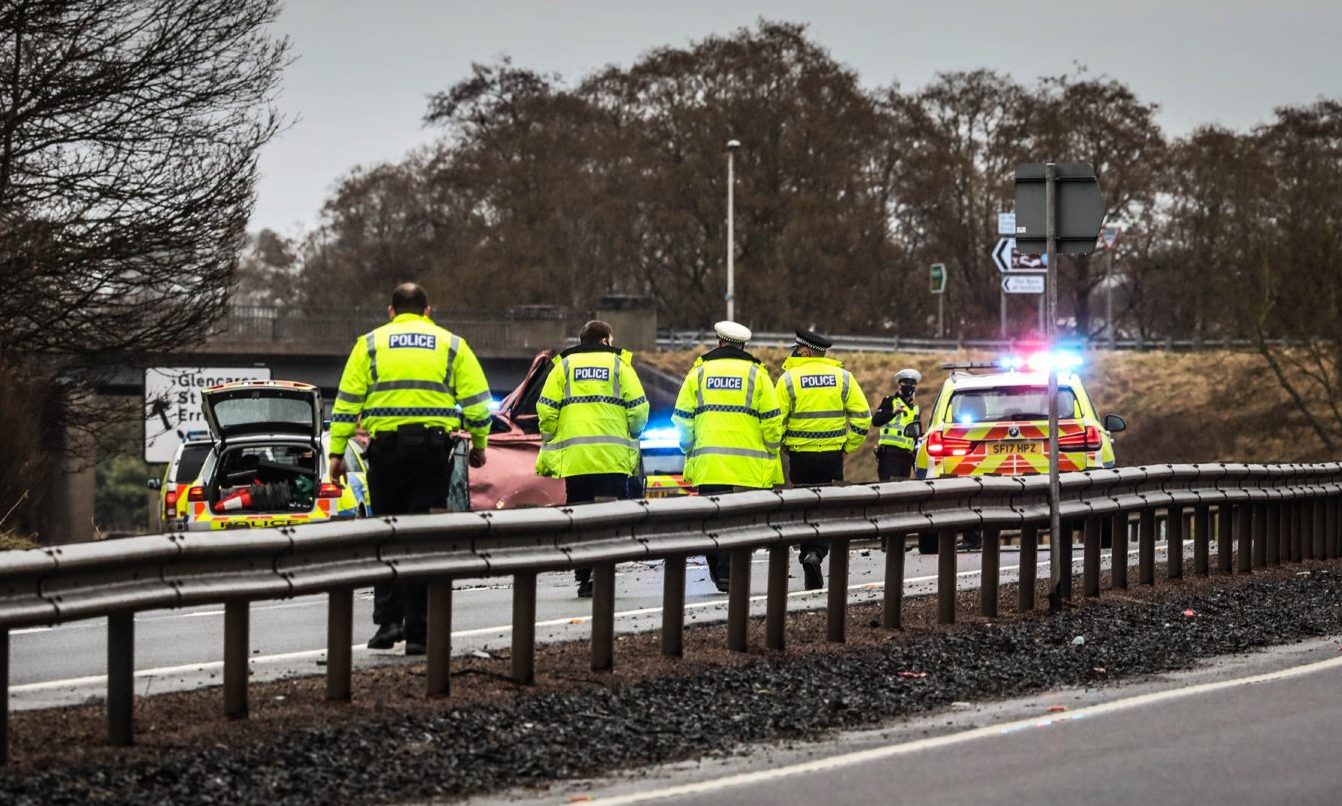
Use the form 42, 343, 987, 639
990, 441, 1040, 455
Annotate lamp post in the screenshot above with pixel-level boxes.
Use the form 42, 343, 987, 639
726, 139, 741, 322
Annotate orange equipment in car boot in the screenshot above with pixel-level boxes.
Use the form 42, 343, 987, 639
213, 488, 254, 513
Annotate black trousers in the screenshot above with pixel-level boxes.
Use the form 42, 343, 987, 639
697, 484, 736, 581
366, 427, 454, 643
566, 473, 629, 584
877, 447, 915, 482
786, 450, 846, 561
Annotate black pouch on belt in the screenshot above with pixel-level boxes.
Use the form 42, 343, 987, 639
395, 422, 429, 455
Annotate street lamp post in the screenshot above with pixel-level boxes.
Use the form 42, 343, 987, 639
726, 139, 740, 322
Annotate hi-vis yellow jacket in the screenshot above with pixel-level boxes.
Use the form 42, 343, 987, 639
876, 396, 920, 451
775, 355, 872, 454
330, 313, 492, 455
535, 344, 648, 478
672, 346, 784, 489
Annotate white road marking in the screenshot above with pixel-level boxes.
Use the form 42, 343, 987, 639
588, 654, 1342, 804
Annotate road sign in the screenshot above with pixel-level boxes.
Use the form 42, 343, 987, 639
1100, 225, 1120, 250
1001, 274, 1045, 294
144, 366, 271, 463
997, 212, 1016, 236
992, 238, 1048, 273
1014, 163, 1106, 254
930, 263, 947, 294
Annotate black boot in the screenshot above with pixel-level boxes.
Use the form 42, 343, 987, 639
800, 551, 824, 591
367, 622, 403, 650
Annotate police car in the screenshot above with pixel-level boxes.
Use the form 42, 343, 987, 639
637, 423, 693, 498
915, 352, 1126, 480
156, 430, 213, 527
177, 380, 365, 531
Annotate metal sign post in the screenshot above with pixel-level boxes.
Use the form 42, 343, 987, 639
1044, 162, 1067, 604
1015, 161, 1105, 605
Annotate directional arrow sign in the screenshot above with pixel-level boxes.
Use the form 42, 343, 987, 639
1002, 274, 1045, 294
993, 237, 1048, 273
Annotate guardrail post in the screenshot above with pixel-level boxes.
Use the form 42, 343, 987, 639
827, 539, 849, 644
1193, 505, 1210, 576
727, 548, 752, 652
1328, 496, 1339, 560
1217, 505, 1233, 574
1139, 508, 1156, 585
223, 601, 248, 719
109, 611, 135, 745
1288, 496, 1299, 560
661, 555, 685, 658
1313, 498, 1326, 560
981, 527, 1001, 616
1291, 498, 1304, 561
1266, 502, 1280, 566
1083, 516, 1101, 597
766, 545, 789, 650
1253, 503, 1268, 568
1111, 512, 1129, 589
1019, 524, 1037, 611
326, 587, 353, 702
1166, 506, 1184, 580
591, 563, 616, 671
512, 572, 537, 685
426, 581, 453, 696
1236, 504, 1253, 573
882, 535, 906, 629
1, 626, 7, 765
937, 529, 956, 625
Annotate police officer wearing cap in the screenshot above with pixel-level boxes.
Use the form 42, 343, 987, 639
776, 329, 872, 589
873, 368, 922, 481
672, 321, 784, 591
329, 283, 492, 655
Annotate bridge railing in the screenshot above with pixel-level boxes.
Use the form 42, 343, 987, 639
1, 462, 1339, 762
655, 330, 1282, 354
209, 305, 570, 354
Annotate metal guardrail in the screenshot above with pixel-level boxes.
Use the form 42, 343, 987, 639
656, 330, 1279, 354
1, 463, 1340, 762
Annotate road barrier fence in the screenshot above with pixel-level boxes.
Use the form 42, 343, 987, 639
1, 462, 1339, 763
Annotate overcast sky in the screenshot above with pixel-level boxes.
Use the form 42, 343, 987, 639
250, 0, 1342, 234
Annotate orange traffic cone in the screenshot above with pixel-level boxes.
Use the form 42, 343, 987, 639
213, 488, 254, 513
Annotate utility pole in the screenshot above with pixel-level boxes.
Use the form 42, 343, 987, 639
725, 139, 740, 322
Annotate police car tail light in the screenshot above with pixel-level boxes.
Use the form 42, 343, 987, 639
926, 432, 971, 458
317, 482, 343, 498
163, 490, 178, 518
187, 486, 206, 502
1058, 425, 1102, 451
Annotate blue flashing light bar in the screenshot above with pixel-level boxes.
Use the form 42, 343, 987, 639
640, 424, 681, 450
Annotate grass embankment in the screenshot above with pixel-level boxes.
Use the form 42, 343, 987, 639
640, 348, 1328, 479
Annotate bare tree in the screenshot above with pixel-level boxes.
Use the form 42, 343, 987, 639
0, 0, 288, 357
0, 0, 288, 538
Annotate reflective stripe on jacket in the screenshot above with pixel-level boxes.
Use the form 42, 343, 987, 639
878, 401, 920, 451
329, 313, 493, 455
776, 355, 872, 453
671, 346, 783, 489
535, 345, 649, 478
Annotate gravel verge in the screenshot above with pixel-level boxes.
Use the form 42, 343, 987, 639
4, 562, 1341, 804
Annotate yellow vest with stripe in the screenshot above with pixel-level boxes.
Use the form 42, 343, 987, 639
329, 313, 493, 455
776, 355, 872, 453
535, 346, 649, 477
672, 348, 784, 489
878, 399, 920, 451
